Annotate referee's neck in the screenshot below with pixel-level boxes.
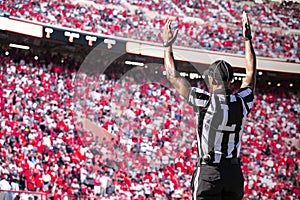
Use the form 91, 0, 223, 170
210, 82, 230, 93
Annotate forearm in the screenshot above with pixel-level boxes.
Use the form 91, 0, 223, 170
164, 46, 177, 80
242, 40, 256, 89
164, 46, 190, 99
245, 40, 256, 75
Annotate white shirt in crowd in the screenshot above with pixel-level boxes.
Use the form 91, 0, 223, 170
0, 178, 11, 190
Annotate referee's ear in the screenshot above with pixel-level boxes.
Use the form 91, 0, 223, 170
212, 79, 223, 87
212, 79, 218, 86
212, 79, 230, 90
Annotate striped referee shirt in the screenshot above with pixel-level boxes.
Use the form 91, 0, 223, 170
188, 87, 254, 163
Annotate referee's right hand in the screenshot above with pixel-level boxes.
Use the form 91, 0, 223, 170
163, 19, 179, 47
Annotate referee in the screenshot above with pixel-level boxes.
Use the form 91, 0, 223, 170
163, 12, 256, 200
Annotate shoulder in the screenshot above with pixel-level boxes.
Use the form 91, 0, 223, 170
188, 87, 210, 108
236, 87, 254, 98
235, 87, 255, 114
189, 87, 210, 98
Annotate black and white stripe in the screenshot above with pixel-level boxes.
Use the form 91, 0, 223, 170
189, 87, 254, 160
189, 87, 254, 196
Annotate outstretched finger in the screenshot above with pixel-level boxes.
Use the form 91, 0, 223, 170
164, 19, 170, 29
245, 13, 250, 23
242, 12, 247, 22
167, 20, 172, 30
243, 12, 250, 24
173, 29, 179, 40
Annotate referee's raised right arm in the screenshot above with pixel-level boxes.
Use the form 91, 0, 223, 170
163, 19, 191, 99
240, 12, 257, 93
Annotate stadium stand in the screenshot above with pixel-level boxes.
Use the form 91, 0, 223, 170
0, 47, 299, 199
268, 0, 300, 30
0, 0, 299, 61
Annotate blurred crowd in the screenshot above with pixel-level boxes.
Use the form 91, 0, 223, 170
0, 0, 299, 62
0, 47, 299, 200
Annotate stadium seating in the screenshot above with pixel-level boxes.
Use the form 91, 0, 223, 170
0, 0, 299, 62
0, 50, 299, 199
268, 0, 300, 30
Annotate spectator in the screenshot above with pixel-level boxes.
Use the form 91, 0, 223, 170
0, 174, 11, 190
0, 47, 298, 199
93, 170, 102, 196
0, 0, 299, 61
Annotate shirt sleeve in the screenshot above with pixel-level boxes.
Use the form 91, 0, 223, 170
188, 87, 210, 108
237, 87, 254, 115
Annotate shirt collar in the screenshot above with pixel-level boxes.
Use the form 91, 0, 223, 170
212, 89, 232, 95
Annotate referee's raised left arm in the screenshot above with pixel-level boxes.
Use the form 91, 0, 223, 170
163, 19, 191, 99
240, 12, 257, 93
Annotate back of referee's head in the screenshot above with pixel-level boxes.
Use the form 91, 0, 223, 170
204, 60, 233, 89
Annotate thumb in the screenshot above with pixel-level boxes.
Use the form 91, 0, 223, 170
173, 29, 179, 40
169, 29, 179, 44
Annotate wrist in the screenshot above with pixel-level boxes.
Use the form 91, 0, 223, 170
244, 35, 252, 41
163, 42, 172, 47
164, 46, 172, 51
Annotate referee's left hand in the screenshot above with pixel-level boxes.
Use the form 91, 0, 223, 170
163, 19, 179, 47
242, 11, 252, 40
